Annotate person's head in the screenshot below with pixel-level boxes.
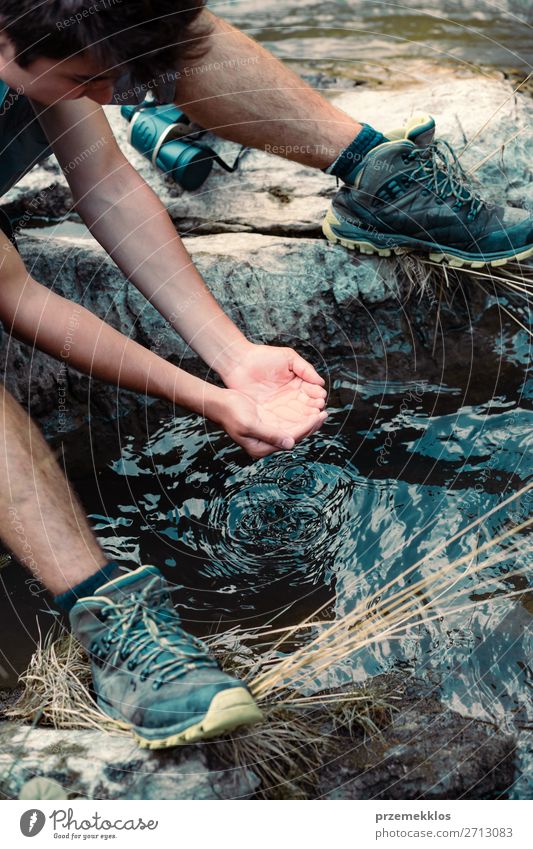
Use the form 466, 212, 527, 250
0, 0, 209, 104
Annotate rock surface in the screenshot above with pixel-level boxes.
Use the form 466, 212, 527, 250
317, 677, 518, 800
2, 69, 530, 428
0, 675, 520, 800
0, 65, 531, 801
3, 70, 532, 235
2, 69, 530, 427
0, 722, 259, 800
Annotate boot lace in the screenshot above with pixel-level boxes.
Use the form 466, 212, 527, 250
93, 578, 218, 690
405, 139, 486, 221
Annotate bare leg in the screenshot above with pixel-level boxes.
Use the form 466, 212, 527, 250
0, 384, 106, 595
176, 10, 362, 169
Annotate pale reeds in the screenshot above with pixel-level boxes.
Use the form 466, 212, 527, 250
3, 76, 532, 799
248, 483, 532, 703
7, 626, 128, 736
5, 625, 397, 798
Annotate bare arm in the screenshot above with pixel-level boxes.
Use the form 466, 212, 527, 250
33, 100, 327, 455
36, 98, 253, 381
0, 230, 219, 415
0, 232, 322, 457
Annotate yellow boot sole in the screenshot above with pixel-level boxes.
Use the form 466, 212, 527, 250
322, 209, 533, 269
109, 687, 263, 750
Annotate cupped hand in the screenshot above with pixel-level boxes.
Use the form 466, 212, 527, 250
216, 388, 327, 459
218, 343, 328, 457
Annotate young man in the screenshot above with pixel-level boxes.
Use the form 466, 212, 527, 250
0, 1, 328, 749
0, 1, 531, 749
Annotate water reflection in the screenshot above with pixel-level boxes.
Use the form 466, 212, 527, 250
217, 1, 533, 72
83, 358, 532, 740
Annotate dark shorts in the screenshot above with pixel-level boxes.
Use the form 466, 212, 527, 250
0, 206, 16, 245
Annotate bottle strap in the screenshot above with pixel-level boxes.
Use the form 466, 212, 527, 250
191, 139, 249, 173
126, 101, 249, 176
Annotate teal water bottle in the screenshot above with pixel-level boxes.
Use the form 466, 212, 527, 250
121, 103, 213, 190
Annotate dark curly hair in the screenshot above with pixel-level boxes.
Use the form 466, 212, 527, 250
0, 1, 211, 81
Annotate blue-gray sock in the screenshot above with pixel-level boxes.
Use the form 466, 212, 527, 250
54, 560, 122, 612
325, 124, 387, 184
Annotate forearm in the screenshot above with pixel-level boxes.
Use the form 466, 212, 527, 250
174, 10, 361, 168
77, 168, 250, 378
0, 273, 221, 416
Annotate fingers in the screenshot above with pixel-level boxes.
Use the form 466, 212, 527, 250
241, 438, 283, 459
242, 420, 296, 451
265, 394, 327, 419
302, 393, 327, 409
285, 386, 327, 410
231, 382, 330, 458
238, 409, 329, 459
282, 409, 328, 443
300, 381, 328, 400
240, 435, 293, 459
290, 352, 326, 387
267, 384, 326, 410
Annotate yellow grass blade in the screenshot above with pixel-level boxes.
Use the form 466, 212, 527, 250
251, 514, 531, 698
458, 72, 532, 160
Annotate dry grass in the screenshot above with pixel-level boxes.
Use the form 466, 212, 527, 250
250, 485, 532, 702
5, 629, 397, 799
3, 83, 532, 799
421, 258, 532, 337
395, 250, 533, 336
214, 684, 397, 798
7, 628, 128, 736
214, 706, 326, 799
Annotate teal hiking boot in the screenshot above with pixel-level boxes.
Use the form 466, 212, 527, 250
69, 565, 262, 749
323, 114, 533, 268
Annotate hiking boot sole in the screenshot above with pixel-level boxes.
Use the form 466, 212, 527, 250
103, 686, 263, 750
323, 209, 533, 269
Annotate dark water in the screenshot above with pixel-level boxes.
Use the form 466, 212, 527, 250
53, 299, 530, 742
0, 289, 531, 794
216, 0, 533, 74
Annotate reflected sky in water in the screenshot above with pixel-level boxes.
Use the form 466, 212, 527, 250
87, 325, 532, 739
214, 1, 533, 72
